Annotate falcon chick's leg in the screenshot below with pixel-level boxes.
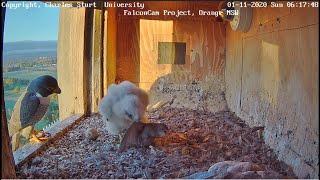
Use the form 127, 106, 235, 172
119, 131, 126, 142
112, 132, 125, 145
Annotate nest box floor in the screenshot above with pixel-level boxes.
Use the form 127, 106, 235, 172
17, 107, 296, 178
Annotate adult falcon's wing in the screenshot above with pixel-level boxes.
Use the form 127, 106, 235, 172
20, 92, 40, 128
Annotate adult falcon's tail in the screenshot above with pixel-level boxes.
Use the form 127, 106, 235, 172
8, 93, 25, 137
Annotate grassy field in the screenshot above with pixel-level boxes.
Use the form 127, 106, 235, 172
4, 68, 59, 131
4, 69, 57, 80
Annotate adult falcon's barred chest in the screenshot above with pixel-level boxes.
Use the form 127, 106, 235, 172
8, 92, 50, 137
31, 93, 50, 122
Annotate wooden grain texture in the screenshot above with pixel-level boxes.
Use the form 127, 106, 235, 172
242, 6, 318, 38
2, 80, 16, 178
225, 28, 243, 115
241, 4, 290, 37
137, 19, 225, 91
57, 8, 87, 120
116, 16, 226, 90
225, 6, 319, 178
139, 19, 173, 90
116, 18, 141, 85
103, 7, 117, 93
117, 1, 220, 21
91, 9, 103, 112
115, 1, 225, 91
1, 5, 16, 178
102, 10, 108, 95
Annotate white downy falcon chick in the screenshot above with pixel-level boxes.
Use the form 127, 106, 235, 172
8, 75, 61, 151
99, 81, 149, 135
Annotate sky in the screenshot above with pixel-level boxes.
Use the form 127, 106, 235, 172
4, 1, 60, 43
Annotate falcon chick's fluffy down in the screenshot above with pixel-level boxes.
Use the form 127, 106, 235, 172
99, 81, 149, 135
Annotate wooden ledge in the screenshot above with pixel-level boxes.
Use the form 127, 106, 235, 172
13, 114, 85, 167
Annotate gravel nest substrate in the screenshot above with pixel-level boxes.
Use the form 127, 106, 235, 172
17, 107, 296, 178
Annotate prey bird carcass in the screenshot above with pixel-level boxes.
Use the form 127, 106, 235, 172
99, 81, 149, 135
119, 122, 168, 152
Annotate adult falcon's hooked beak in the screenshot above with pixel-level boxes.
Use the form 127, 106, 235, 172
53, 86, 61, 94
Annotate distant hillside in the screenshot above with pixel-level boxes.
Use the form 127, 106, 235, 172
3, 40, 57, 62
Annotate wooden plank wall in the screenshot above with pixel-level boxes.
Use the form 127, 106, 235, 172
91, 9, 103, 112
56, 2, 225, 118
57, 5, 114, 115
57, 8, 89, 119
116, 1, 225, 91
117, 1, 220, 21
225, 6, 319, 178
116, 18, 140, 85
137, 19, 225, 91
138, 19, 173, 90
103, 7, 117, 93
1, 96, 16, 178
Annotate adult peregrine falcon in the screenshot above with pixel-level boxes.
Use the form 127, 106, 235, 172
8, 75, 61, 151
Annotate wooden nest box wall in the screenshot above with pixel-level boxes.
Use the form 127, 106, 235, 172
57, 1, 227, 119
56, 2, 319, 178
1, 1, 318, 178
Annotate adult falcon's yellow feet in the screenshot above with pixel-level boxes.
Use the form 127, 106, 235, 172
29, 130, 51, 143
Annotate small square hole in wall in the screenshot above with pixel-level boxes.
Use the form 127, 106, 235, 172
158, 42, 186, 64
